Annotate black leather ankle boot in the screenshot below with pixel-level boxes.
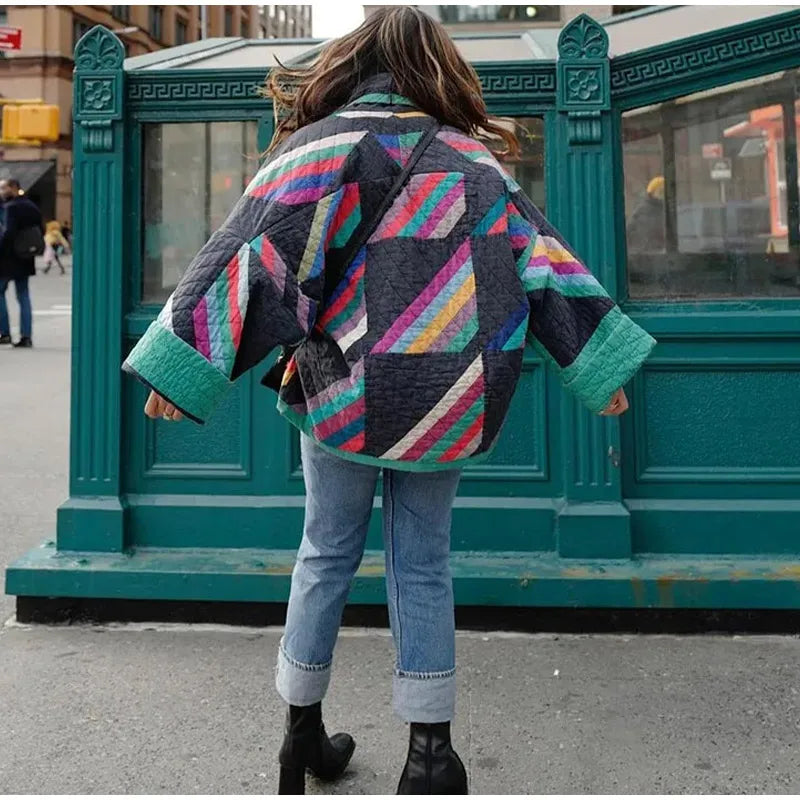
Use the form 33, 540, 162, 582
397, 722, 468, 795
277, 702, 355, 795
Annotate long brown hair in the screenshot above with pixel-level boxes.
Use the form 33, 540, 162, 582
264, 6, 520, 158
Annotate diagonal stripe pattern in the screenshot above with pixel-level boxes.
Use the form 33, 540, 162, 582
380, 354, 485, 462
245, 131, 366, 205
370, 172, 466, 241
372, 240, 478, 354
190, 243, 251, 374
318, 247, 368, 356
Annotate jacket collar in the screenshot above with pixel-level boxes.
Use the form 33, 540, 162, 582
346, 72, 415, 109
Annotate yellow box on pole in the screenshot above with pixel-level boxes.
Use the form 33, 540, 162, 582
17, 104, 60, 141
2, 105, 20, 139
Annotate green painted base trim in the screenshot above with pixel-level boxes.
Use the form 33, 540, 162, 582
627, 499, 800, 556
56, 497, 127, 552
557, 502, 631, 559
7, 541, 800, 610
126, 494, 557, 552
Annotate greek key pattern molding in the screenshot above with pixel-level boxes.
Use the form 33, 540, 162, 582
127, 74, 264, 105
611, 15, 800, 97
478, 66, 557, 102
127, 66, 557, 108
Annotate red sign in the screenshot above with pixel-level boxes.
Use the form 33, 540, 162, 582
702, 143, 723, 159
0, 26, 22, 51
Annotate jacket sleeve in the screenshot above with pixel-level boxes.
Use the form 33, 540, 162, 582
122, 135, 358, 423
507, 188, 656, 413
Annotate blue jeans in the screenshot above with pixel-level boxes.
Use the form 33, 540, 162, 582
0, 277, 32, 338
276, 435, 462, 723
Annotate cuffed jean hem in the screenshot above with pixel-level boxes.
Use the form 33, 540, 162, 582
275, 643, 332, 707
393, 669, 456, 723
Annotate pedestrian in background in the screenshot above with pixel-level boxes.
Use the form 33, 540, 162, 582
122, 6, 656, 794
43, 220, 70, 275
0, 178, 43, 348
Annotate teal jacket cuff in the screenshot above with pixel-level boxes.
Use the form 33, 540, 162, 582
122, 320, 232, 424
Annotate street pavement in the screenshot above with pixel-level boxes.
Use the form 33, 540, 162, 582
2, 257, 800, 794
1, 258, 71, 625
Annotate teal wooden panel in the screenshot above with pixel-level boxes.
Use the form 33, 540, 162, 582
638, 366, 800, 479
461, 357, 549, 491
628, 499, 800, 555
622, 337, 800, 501
127, 497, 557, 552
144, 386, 251, 480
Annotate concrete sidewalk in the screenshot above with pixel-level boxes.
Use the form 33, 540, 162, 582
3, 265, 800, 795
0, 620, 798, 795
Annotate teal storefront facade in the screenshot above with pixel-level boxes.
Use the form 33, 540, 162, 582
7, 8, 800, 613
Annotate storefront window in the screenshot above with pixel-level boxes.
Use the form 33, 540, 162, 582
142, 121, 259, 303
623, 71, 800, 300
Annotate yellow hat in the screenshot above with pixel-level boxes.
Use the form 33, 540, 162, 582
647, 175, 665, 199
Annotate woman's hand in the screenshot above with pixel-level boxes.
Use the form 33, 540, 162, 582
599, 388, 629, 416
144, 390, 184, 422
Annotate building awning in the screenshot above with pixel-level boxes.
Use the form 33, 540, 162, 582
0, 159, 55, 191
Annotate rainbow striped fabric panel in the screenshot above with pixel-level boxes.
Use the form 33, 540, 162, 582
317, 247, 368, 357
371, 239, 477, 355
156, 242, 251, 377
245, 131, 366, 206
370, 172, 466, 241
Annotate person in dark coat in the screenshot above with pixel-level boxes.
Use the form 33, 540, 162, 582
0, 178, 43, 347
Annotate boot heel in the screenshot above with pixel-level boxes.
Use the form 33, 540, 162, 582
279, 765, 306, 795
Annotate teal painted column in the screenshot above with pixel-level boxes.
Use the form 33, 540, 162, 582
551, 16, 631, 559
56, 27, 128, 552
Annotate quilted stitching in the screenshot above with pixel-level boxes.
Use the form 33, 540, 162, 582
122, 73, 656, 470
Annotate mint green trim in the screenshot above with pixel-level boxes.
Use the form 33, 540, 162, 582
560, 306, 657, 413
123, 320, 232, 423
277, 399, 491, 473
350, 92, 415, 107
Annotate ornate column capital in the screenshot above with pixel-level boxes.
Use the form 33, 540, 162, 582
73, 26, 124, 153
557, 15, 611, 144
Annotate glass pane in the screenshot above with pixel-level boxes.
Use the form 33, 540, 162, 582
497, 117, 546, 213
436, 5, 560, 23
623, 71, 800, 300
142, 121, 259, 304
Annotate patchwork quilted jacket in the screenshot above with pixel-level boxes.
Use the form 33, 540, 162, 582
123, 73, 656, 472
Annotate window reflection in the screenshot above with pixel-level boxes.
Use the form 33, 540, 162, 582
495, 117, 546, 212
142, 121, 259, 304
623, 71, 800, 299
